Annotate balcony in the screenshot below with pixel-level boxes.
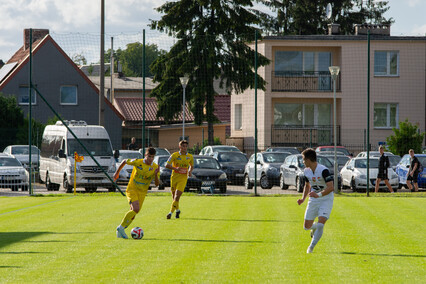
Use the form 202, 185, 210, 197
271, 71, 341, 92
271, 125, 341, 147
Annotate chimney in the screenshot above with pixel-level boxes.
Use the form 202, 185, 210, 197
328, 23, 340, 35
24, 29, 49, 50
354, 24, 390, 36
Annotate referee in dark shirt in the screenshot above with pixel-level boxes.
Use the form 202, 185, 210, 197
375, 146, 395, 193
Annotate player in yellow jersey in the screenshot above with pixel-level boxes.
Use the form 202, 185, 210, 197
113, 147, 159, 239
165, 140, 193, 219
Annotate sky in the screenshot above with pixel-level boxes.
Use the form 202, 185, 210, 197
0, 0, 426, 63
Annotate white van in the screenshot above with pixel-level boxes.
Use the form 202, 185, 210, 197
39, 120, 116, 193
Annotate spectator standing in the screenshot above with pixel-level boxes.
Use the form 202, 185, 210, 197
407, 149, 420, 192
375, 146, 395, 193
127, 137, 138, 150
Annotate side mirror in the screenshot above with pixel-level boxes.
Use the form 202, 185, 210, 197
289, 165, 296, 169
114, 149, 120, 159
406, 165, 410, 168
58, 149, 66, 158
256, 160, 261, 165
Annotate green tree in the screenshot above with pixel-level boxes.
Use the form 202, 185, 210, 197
105, 43, 165, 77
260, 0, 393, 35
16, 116, 46, 148
0, 93, 25, 150
71, 53, 87, 66
386, 120, 425, 157
150, 0, 270, 145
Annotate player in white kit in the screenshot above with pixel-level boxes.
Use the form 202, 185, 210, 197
297, 148, 334, 253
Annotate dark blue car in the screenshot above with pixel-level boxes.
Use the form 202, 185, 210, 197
395, 154, 426, 188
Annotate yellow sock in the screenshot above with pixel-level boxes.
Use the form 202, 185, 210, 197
120, 210, 137, 228
170, 201, 178, 213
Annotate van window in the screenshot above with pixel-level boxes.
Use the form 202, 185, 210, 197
41, 135, 62, 159
67, 139, 113, 156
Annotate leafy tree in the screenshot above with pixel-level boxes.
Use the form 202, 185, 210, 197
16, 116, 46, 148
150, 0, 270, 145
105, 43, 165, 77
259, 0, 394, 35
0, 93, 25, 150
71, 53, 87, 66
386, 120, 425, 157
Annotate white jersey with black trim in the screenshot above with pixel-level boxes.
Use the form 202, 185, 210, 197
303, 163, 334, 198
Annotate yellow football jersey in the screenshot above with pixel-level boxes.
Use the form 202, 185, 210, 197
126, 159, 159, 190
167, 151, 194, 179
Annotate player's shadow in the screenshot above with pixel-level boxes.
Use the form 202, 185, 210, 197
183, 217, 296, 223
338, 251, 426, 258
145, 238, 282, 244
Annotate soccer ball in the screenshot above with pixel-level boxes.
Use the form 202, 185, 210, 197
130, 227, 144, 239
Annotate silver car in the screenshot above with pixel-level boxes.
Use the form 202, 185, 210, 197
0, 153, 29, 191
114, 150, 143, 183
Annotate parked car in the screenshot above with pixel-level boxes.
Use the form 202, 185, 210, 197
3, 145, 40, 173
316, 146, 352, 157
114, 150, 143, 183
265, 147, 300, 154
340, 157, 399, 192
356, 151, 394, 158
0, 153, 29, 191
244, 152, 291, 189
212, 151, 248, 185
199, 145, 242, 156
279, 154, 341, 192
395, 154, 426, 189
186, 155, 228, 193
319, 152, 351, 172
140, 147, 170, 156
153, 155, 171, 189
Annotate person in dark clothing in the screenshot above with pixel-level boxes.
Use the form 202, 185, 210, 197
374, 146, 394, 193
407, 149, 420, 192
127, 137, 138, 150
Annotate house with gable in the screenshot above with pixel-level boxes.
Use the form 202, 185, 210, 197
0, 29, 124, 148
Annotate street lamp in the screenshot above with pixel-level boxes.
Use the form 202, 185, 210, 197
179, 75, 189, 141
329, 66, 340, 193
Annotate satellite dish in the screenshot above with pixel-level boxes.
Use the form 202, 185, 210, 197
326, 3, 332, 19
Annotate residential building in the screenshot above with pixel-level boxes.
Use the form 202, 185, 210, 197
231, 24, 426, 154
0, 29, 124, 148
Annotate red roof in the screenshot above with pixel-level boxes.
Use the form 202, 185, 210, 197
115, 95, 230, 122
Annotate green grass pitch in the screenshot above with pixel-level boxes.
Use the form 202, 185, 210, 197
1, 193, 425, 283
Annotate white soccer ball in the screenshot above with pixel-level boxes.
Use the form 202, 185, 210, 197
130, 227, 144, 239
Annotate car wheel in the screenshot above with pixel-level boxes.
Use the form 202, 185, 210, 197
260, 174, 272, 189
296, 177, 303, 193
351, 178, 357, 192
219, 185, 227, 193
398, 183, 403, 189
46, 172, 59, 191
63, 174, 73, 193
279, 174, 288, 190
85, 187, 97, 193
244, 174, 253, 190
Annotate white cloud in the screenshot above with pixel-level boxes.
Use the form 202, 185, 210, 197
408, 0, 421, 7
412, 24, 426, 35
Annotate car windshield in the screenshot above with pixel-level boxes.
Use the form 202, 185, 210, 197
269, 148, 299, 154
11, 146, 39, 155
320, 148, 350, 156
355, 159, 379, 168
67, 139, 113, 156
417, 157, 426, 168
213, 147, 240, 152
119, 152, 143, 162
388, 155, 401, 166
194, 157, 221, 169
262, 153, 289, 163
317, 156, 333, 168
0, 157, 22, 167
155, 148, 170, 156
157, 157, 169, 167
324, 155, 350, 166
217, 152, 248, 163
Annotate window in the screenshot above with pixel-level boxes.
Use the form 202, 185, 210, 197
18, 86, 36, 105
275, 51, 331, 73
235, 104, 242, 130
374, 51, 399, 76
273, 103, 331, 126
374, 103, 398, 128
60, 85, 78, 105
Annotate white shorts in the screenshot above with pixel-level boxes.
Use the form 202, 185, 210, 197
304, 194, 334, 221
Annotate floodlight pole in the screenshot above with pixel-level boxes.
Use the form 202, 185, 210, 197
180, 76, 189, 141
329, 66, 340, 193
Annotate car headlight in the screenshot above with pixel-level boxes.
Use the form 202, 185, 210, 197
19, 169, 26, 175
219, 173, 227, 180
391, 174, 398, 179
69, 164, 81, 173
191, 173, 198, 179
268, 167, 278, 173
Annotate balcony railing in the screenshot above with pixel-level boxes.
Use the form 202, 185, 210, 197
271, 71, 341, 92
271, 125, 340, 148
